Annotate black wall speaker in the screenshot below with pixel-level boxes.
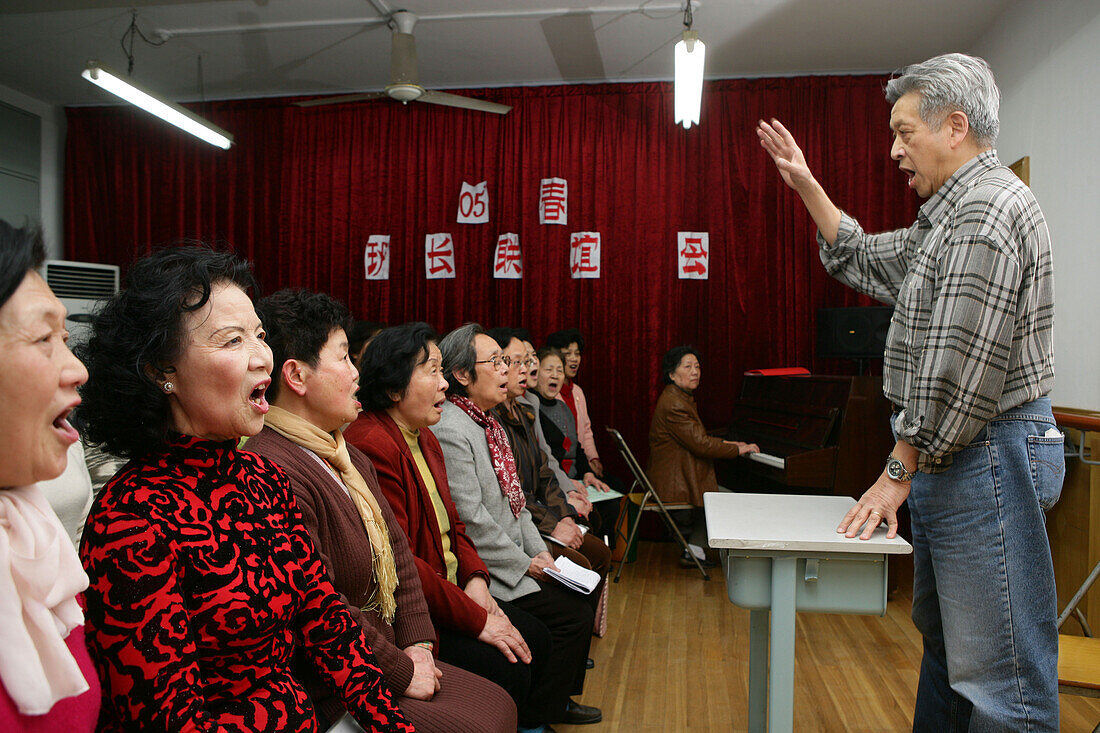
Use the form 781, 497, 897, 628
816, 306, 893, 359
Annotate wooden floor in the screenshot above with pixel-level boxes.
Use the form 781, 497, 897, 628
560, 541, 1100, 733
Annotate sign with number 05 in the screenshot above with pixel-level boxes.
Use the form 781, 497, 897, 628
457, 181, 489, 224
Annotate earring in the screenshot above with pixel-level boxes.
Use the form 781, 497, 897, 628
163, 381, 175, 393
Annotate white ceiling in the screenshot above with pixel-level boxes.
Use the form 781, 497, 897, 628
0, 0, 1015, 107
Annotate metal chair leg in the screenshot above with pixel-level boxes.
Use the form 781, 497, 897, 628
649, 491, 709, 581
614, 490, 652, 583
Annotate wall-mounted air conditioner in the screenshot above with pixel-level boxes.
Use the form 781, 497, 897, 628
41, 259, 120, 350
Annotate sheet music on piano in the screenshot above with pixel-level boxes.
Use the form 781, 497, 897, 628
748, 451, 785, 470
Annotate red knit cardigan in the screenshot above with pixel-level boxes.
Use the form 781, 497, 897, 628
345, 411, 491, 637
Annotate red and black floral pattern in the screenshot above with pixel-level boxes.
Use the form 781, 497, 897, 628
79, 434, 414, 732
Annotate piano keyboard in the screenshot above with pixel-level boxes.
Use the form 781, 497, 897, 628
748, 452, 786, 470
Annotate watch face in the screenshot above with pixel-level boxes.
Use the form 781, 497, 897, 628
887, 459, 904, 479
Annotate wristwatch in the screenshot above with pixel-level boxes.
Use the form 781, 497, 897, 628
885, 455, 916, 483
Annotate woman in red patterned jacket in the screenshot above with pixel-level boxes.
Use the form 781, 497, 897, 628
76, 246, 413, 733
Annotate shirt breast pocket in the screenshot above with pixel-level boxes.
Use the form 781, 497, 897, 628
895, 279, 933, 358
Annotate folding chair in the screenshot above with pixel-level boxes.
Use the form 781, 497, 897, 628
605, 427, 709, 581
1057, 559, 1100, 731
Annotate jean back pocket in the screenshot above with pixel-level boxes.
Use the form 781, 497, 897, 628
1026, 433, 1065, 511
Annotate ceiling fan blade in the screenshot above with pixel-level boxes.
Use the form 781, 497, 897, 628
418, 90, 511, 115
295, 92, 388, 108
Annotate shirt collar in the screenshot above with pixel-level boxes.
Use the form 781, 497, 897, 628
917, 149, 1000, 228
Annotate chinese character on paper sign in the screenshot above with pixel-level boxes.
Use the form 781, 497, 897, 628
677, 232, 709, 279
539, 177, 568, 225
364, 235, 390, 280
456, 181, 489, 224
493, 233, 522, 279
569, 232, 601, 279
425, 233, 456, 279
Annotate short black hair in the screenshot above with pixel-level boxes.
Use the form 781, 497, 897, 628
487, 327, 516, 350
546, 328, 584, 352
511, 327, 532, 344
358, 322, 438, 412
0, 219, 46, 310
661, 345, 701, 384
255, 289, 352, 402
537, 346, 564, 365
78, 245, 256, 458
349, 320, 385, 361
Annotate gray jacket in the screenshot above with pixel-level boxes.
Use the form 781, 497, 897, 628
517, 391, 575, 493
432, 400, 544, 602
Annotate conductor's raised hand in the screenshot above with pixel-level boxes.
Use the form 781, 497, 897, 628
756, 119, 816, 192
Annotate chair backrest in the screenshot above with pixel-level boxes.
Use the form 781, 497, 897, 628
605, 427, 656, 495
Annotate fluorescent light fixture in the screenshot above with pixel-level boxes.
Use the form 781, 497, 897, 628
81, 61, 234, 149
674, 30, 705, 129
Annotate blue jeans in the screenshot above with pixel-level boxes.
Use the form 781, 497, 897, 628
908, 397, 1064, 732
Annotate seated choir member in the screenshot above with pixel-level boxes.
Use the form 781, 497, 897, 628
541, 333, 623, 536
245, 290, 516, 733
534, 348, 608, 496
648, 346, 758, 566
487, 328, 610, 608
513, 336, 596, 521
544, 329, 603, 477
77, 247, 411, 732
0, 221, 99, 730
345, 323, 558, 733
432, 323, 603, 727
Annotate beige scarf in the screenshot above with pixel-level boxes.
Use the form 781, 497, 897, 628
0, 485, 90, 714
263, 405, 398, 623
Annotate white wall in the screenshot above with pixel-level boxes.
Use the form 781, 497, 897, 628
974, 0, 1100, 411
0, 83, 65, 259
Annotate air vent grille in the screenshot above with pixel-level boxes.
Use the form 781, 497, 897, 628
43, 260, 119, 300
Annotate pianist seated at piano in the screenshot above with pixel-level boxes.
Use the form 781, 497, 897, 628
648, 346, 759, 567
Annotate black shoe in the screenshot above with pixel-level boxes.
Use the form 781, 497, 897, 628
679, 549, 717, 568
585, 657, 595, 669
553, 699, 602, 725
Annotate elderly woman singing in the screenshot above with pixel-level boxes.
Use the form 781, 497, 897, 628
246, 290, 516, 733
0, 221, 98, 730
77, 247, 412, 732
432, 323, 601, 728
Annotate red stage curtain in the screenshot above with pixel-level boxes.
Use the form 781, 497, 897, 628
64, 77, 918, 467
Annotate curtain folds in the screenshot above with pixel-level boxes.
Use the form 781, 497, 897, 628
64, 77, 918, 465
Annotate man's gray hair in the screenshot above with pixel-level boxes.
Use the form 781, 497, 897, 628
439, 322, 485, 398
885, 53, 1000, 148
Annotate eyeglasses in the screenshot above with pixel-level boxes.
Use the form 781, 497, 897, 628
476, 355, 538, 369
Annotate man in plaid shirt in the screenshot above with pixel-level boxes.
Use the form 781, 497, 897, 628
758, 54, 1062, 731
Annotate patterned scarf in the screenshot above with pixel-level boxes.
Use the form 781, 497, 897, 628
262, 405, 398, 623
448, 395, 526, 517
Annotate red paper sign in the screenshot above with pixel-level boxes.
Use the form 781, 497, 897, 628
364, 235, 390, 280
457, 181, 489, 224
493, 233, 522, 279
539, 177, 567, 225
677, 232, 709, 279
569, 232, 601, 279
425, 233, 456, 279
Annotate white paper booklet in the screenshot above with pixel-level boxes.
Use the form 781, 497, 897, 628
543, 556, 600, 595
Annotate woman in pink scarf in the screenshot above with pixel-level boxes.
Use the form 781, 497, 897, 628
0, 220, 99, 731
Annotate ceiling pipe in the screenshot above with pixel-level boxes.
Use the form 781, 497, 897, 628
153, 2, 698, 40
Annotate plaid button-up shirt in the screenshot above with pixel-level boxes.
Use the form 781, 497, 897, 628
819, 150, 1055, 472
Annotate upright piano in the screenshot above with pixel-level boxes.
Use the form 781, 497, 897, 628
716, 374, 894, 500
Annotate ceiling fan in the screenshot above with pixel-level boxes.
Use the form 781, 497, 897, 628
296, 11, 511, 114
